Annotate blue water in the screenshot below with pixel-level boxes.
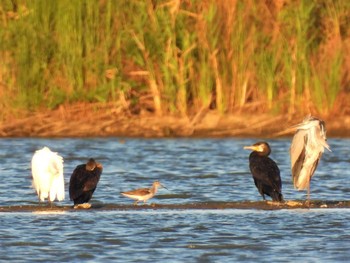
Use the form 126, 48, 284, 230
0, 138, 349, 262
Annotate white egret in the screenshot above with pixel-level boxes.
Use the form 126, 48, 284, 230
31, 147, 64, 202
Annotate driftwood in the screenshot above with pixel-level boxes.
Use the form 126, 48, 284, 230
0, 102, 349, 137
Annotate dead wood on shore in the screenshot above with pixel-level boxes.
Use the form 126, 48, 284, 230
0, 102, 349, 138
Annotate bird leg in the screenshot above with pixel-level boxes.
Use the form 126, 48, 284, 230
48, 191, 53, 208
306, 184, 311, 208
260, 192, 266, 201
133, 201, 139, 206
38, 190, 43, 204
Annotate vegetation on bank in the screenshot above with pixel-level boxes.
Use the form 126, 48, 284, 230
0, 0, 349, 120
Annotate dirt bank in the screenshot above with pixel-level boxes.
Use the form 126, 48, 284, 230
0, 103, 349, 138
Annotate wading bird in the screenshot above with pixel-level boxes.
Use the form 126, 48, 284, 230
69, 158, 103, 209
31, 147, 64, 203
244, 142, 283, 202
290, 116, 331, 204
121, 181, 167, 205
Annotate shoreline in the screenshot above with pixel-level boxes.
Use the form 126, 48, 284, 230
1, 104, 349, 138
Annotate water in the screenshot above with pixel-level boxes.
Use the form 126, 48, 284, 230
0, 138, 349, 262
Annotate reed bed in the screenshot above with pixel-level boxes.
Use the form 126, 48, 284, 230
0, 0, 349, 119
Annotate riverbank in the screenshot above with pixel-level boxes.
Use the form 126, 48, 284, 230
0, 102, 349, 138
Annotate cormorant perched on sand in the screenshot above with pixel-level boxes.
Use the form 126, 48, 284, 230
290, 116, 331, 204
244, 142, 283, 202
69, 158, 103, 209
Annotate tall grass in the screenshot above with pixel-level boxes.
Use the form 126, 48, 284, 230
0, 0, 348, 119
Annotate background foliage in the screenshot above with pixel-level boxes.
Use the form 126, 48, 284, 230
0, 0, 349, 119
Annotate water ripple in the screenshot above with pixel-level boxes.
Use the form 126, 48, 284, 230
0, 138, 349, 262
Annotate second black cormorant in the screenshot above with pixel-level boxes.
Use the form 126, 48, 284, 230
69, 158, 103, 209
244, 142, 283, 202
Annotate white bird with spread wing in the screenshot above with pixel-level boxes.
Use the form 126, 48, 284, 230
290, 116, 331, 204
31, 147, 65, 202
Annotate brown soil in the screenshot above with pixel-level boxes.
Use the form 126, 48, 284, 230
1, 200, 349, 212
0, 102, 349, 138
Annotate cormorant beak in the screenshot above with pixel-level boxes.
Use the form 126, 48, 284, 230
244, 144, 265, 152
244, 145, 257, 151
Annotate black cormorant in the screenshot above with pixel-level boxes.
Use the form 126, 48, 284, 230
244, 142, 283, 202
69, 158, 103, 208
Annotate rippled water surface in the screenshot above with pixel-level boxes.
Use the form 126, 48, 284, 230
0, 138, 349, 262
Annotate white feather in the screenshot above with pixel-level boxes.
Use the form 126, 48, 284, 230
290, 116, 330, 190
31, 147, 64, 202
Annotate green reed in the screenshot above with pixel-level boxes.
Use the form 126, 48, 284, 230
0, 0, 348, 119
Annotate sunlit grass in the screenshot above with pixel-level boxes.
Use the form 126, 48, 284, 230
0, 0, 348, 119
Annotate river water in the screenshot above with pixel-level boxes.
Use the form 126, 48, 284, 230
0, 138, 349, 262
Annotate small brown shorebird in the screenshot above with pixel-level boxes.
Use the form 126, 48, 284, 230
121, 181, 167, 205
